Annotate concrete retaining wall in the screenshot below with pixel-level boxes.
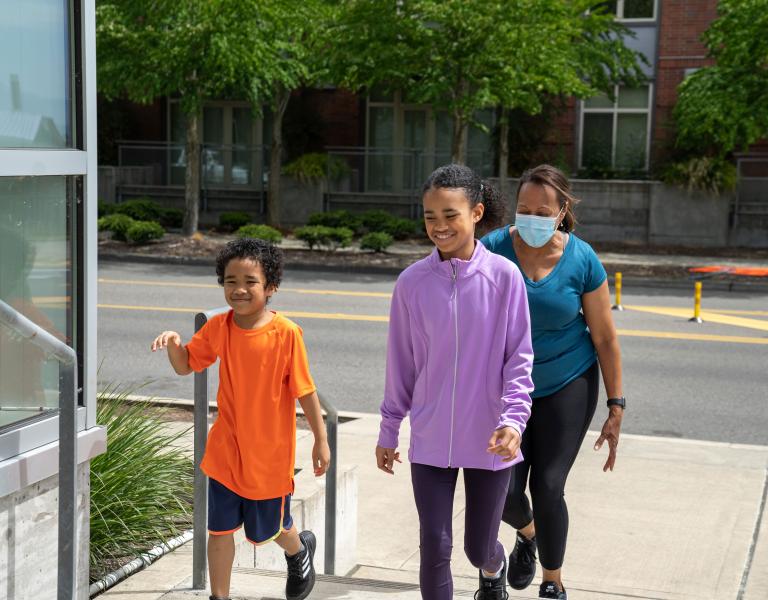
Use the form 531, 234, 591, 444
0, 463, 90, 599
230, 465, 358, 577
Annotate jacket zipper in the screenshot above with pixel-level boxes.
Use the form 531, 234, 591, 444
448, 260, 459, 467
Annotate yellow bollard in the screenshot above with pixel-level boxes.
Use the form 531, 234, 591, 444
612, 272, 624, 311
689, 281, 703, 323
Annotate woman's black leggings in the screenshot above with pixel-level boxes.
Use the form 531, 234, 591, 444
502, 361, 599, 570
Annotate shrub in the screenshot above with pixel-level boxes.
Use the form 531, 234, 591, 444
113, 198, 163, 222
160, 207, 184, 229
661, 156, 737, 194
283, 153, 351, 183
98, 202, 117, 218
307, 209, 362, 232
219, 211, 251, 232
384, 217, 418, 240
235, 224, 283, 244
294, 225, 353, 251
125, 220, 165, 244
90, 385, 193, 582
360, 232, 394, 253
360, 209, 417, 239
98, 213, 135, 241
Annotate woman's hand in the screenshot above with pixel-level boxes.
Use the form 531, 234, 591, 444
594, 408, 623, 472
375, 445, 401, 474
487, 426, 521, 462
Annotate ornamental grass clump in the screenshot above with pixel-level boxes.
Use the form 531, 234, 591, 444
89, 385, 193, 583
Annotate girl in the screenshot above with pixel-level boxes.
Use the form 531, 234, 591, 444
376, 164, 534, 600
482, 164, 624, 600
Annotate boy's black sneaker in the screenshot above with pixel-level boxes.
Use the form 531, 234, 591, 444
507, 532, 537, 590
474, 553, 509, 600
285, 530, 316, 600
539, 581, 567, 599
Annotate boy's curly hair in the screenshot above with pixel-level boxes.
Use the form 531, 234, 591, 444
215, 238, 284, 290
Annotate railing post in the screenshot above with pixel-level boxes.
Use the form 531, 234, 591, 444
192, 312, 210, 590
57, 358, 78, 600
317, 392, 338, 575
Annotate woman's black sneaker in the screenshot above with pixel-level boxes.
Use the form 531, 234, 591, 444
474, 553, 509, 600
539, 580, 567, 599
285, 530, 316, 600
507, 532, 537, 590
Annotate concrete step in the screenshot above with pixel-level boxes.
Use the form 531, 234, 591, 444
164, 566, 542, 599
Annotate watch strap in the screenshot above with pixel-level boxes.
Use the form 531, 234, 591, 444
607, 397, 626, 409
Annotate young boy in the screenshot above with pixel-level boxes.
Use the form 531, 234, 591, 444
151, 238, 331, 600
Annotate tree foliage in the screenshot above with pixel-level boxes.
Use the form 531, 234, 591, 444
329, 0, 646, 163
674, 0, 768, 154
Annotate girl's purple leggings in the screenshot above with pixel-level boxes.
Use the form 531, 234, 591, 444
411, 462, 512, 600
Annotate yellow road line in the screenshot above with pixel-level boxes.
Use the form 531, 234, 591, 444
706, 309, 768, 317
624, 305, 768, 332
97, 304, 389, 322
98, 278, 392, 298
97, 303, 768, 344
616, 328, 768, 345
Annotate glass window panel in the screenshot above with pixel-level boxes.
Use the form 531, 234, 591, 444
368, 86, 392, 103
232, 107, 253, 186
0, 0, 71, 148
618, 86, 650, 109
585, 92, 614, 109
203, 107, 225, 185
402, 110, 427, 192
170, 102, 186, 185
582, 114, 613, 169
468, 110, 494, 176
0, 176, 72, 432
615, 113, 647, 170
623, 0, 654, 18
434, 111, 453, 160
367, 106, 394, 191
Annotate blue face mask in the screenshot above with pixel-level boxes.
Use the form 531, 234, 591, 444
515, 213, 560, 248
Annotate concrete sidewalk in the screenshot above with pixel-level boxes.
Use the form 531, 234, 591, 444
102, 413, 768, 600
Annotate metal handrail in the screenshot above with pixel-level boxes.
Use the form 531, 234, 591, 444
0, 298, 78, 600
192, 309, 339, 589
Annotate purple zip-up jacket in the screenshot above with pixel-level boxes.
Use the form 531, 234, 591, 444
378, 241, 534, 470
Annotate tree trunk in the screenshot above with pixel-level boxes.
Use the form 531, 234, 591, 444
498, 107, 510, 199
182, 110, 201, 236
267, 88, 291, 228
451, 112, 468, 165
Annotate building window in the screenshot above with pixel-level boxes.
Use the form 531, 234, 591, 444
580, 85, 652, 173
0, 0, 72, 148
168, 100, 266, 188
365, 92, 494, 193
599, 0, 656, 20
0, 176, 76, 434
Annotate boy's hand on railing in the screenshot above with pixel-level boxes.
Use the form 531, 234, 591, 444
151, 331, 182, 352
313, 439, 331, 476
375, 445, 401, 475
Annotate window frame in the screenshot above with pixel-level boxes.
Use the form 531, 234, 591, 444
613, 0, 657, 22
0, 0, 98, 467
578, 83, 654, 173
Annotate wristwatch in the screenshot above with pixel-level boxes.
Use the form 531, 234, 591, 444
607, 397, 626, 410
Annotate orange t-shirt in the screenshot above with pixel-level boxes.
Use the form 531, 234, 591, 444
186, 310, 316, 500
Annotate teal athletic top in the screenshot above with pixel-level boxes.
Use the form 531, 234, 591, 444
481, 226, 607, 398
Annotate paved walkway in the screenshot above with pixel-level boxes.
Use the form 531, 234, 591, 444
101, 412, 768, 600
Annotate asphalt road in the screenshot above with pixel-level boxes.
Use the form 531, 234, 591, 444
97, 260, 768, 445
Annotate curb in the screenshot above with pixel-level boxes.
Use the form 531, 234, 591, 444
99, 252, 768, 293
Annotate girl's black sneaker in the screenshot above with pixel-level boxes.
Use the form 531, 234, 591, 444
285, 530, 316, 600
507, 532, 537, 589
539, 581, 567, 599
474, 553, 509, 600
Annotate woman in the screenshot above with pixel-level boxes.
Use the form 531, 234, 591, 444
481, 164, 624, 600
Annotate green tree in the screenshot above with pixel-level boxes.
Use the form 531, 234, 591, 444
330, 0, 645, 192
674, 0, 768, 155
96, 1, 270, 235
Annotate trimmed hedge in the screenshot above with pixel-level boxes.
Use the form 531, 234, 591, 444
126, 221, 165, 244
98, 213, 135, 241
360, 232, 394, 253
294, 225, 353, 251
235, 224, 283, 244
160, 207, 184, 229
112, 199, 163, 222
307, 210, 362, 232
219, 211, 251, 232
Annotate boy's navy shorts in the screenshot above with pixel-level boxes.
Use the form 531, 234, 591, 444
208, 478, 293, 544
